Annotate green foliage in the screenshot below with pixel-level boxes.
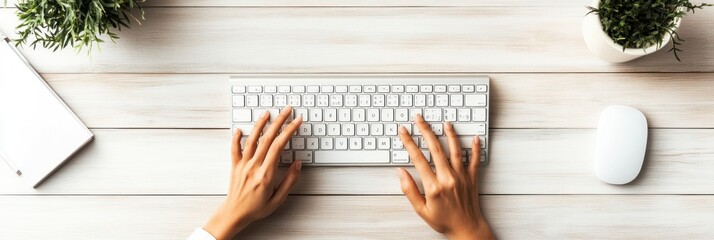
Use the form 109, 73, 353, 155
8, 0, 144, 53
587, 0, 711, 61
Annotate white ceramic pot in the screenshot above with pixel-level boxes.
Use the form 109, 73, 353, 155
582, 0, 682, 63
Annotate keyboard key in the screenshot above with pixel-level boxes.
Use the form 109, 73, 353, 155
274, 95, 287, 107
395, 109, 408, 122
315, 151, 390, 164
392, 85, 404, 93
232, 124, 254, 135
463, 85, 475, 92
260, 95, 273, 107
400, 95, 413, 106
444, 108, 457, 122
476, 84, 488, 93
324, 108, 337, 122
448, 85, 461, 93
309, 109, 323, 121
345, 95, 358, 107
386, 95, 400, 107
307, 138, 319, 150
409, 109, 423, 122
281, 151, 293, 163
338, 109, 351, 122
295, 151, 313, 163
359, 95, 371, 107
335, 138, 348, 150
336, 85, 348, 93
353, 109, 366, 122
321, 85, 334, 93
420, 85, 433, 93
278, 86, 291, 93
378, 85, 390, 93
349, 85, 362, 93
327, 124, 341, 135
406, 85, 419, 93
232, 85, 246, 93
321, 137, 334, 149
246, 95, 259, 107
472, 108, 486, 122
299, 123, 312, 135
450, 94, 464, 107
303, 95, 315, 107
378, 137, 391, 149
265, 86, 277, 93
295, 109, 309, 121
317, 95, 329, 107
330, 95, 343, 107
381, 109, 394, 122
457, 109, 471, 122
364, 85, 376, 93
349, 138, 362, 149
293, 85, 306, 93
370, 124, 384, 135
248, 86, 263, 93
307, 85, 320, 93
367, 109, 380, 122
364, 137, 377, 150
435, 85, 447, 93
232, 96, 245, 107
292, 138, 305, 150
392, 137, 404, 149
452, 123, 487, 135
435, 95, 449, 107
232, 109, 252, 122
356, 123, 370, 136
372, 95, 385, 107
414, 94, 426, 107
392, 151, 409, 163
423, 109, 442, 121
342, 123, 355, 136
314, 123, 326, 136
430, 123, 443, 135
385, 124, 398, 136
465, 94, 487, 107
288, 95, 301, 106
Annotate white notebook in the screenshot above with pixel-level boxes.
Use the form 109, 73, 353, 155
0, 32, 93, 188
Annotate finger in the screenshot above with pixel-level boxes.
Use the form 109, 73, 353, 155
243, 111, 270, 159
261, 116, 303, 175
397, 168, 429, 219
444, 121, 464, 173
253, 107, 294, 164
267, 160, 302, 211
415, 114, 451, 175
468, 136, 481, 183
399, 126, 436, 185
231, 129, 243, 165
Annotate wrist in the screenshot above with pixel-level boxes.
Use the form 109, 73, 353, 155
203, 203, 252, 240
446, 218, 494, 240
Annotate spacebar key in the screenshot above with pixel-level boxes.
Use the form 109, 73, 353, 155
314, 151, 391, 164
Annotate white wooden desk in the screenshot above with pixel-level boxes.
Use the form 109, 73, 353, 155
1, 1, 714, 239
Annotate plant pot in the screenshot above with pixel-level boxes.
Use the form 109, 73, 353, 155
582, 0, 682, 63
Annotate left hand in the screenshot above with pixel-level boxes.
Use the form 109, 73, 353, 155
204, 106, 303, 240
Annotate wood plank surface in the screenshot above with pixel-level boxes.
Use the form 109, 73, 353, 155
1, 195, 713, 239
2, 129, 712, 195
2, 7, 713, 74
38, 73, 714, 129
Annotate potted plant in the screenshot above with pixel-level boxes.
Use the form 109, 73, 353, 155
5, 0, 144, 53
583, 0, 711, 62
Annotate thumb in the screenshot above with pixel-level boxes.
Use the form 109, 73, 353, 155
397, 168, 428, 218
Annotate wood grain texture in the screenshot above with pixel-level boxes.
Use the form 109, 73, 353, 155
38, 73, 714, 129
1, 7, 713, 74
2, 129, 712, 195
1, 195, 713, 239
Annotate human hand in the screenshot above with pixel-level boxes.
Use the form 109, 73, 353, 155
397, 114, 494, 240
204, 107, 303, 240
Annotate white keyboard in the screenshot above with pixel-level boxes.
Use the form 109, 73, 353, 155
230, 75, 489, 166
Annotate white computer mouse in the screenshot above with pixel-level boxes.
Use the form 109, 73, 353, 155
594, 105, 648, 185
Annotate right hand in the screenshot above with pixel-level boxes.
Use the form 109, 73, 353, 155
397, 114, 495, 240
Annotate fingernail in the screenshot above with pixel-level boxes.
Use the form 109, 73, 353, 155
263, 111, 270, 118
295, 160, 302, 171
399, 126, 407, 133
445, 121, 452, 129
396, 168, 404, 179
